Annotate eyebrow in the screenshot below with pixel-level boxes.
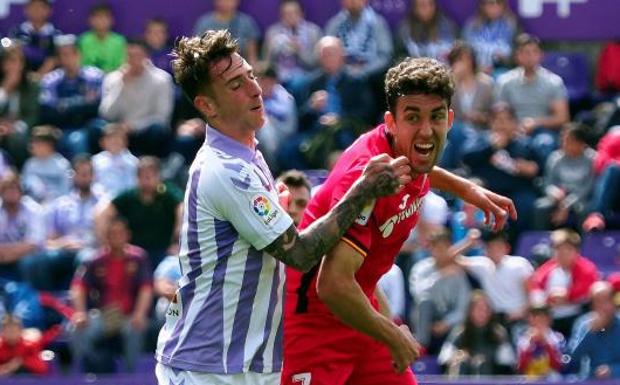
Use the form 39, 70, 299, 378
402, 106, 446, 113
220, 59, 246, 84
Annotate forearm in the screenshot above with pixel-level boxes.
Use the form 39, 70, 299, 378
71, 286, 88, 313
132, 287, 153, 318
375, 287, 392, 319
265, 178, 375, 272
430, 166, 471, 197
320, 279, 396, 345
0, 242, 36, 263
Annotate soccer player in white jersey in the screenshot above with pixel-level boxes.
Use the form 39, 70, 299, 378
154, 30, 412, 385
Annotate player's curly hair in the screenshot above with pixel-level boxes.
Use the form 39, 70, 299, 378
384, 57, 455, 114
172, 30, 238, 101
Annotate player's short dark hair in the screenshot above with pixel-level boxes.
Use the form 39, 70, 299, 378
89, 2, 113, 16
138, 156, 161, 174
277, 169, 311, 192
172, 29, 239, 101
564, 122, 589, 144
448, 40, 478, 74
515, 33, 541, 50
428, 227, 452, 245
385, 57, 454, 115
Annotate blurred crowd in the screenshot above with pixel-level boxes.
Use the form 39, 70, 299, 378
0, 0, 619, 379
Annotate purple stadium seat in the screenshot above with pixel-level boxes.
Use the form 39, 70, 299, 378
412, 355, 442, 375
581, 231, 620, 276
542, 52, 590, 103
514, 231, 552, 261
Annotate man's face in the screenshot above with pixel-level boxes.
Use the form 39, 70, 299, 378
517, 43, 542, 70
385, 94, 453, 176
25, 1, 50, 24
0, 180, 21, 205
107, 221, 130, 250
286, 185, 310, 226
145, 22, 168, 49
592, 289, 616, 322
89, 11, 112, 33
73, 162, 93, 192
137, 167, 160, 194
342, 0, 367, 14
554, 243, 577, 269
486, 239, 509, 261
127, 44, 147, 72
319, 41, 345, 75
281, 2, 302, 27
205, 53, 265, 133
414, 0, 436, 22
215, 0, 240, 14
490, 110, 516, 137
561, 132, 585, 158
58, 45, 80, 72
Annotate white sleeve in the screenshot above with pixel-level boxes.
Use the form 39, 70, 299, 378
207, 161, 293, 251
464, 256, 489, 278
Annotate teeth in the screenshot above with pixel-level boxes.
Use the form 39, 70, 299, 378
415, 143, 433, 149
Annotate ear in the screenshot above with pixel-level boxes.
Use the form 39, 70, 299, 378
384, 110, 396, 135
447, 108, 455, 132
194, 95, 217, 119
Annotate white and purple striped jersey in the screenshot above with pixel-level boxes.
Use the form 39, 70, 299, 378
155, 126, 293, 375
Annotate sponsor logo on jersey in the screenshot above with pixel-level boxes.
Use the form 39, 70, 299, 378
252, 194, 280, 225
378, 197, 423, 238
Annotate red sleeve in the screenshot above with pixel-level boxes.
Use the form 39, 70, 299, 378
594, 134, 612, 175
529, 259, 556, 293
328, 164, 373, 256
568, 257, 599, 303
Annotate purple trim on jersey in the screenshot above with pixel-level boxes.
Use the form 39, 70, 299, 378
226, 246, 264, 372
161, 169, 203, 359
249, 263, 280, 372
272, 314, 284, 369
178, 218, 237, 372
207, 126, 257, 163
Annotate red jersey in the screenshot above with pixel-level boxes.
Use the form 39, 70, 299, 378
284, 124, 430, 340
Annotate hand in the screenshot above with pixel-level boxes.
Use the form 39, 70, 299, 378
388, 324, 421, 373
595, 364, 611, 379
548, 290, 567, 306
276, 181, 291, 212
310, 90, 328, 111
514, 159, 538, 177
361, 154, 412, 198
431, 321, 450, 336
0, 120, 14, 137
130, 313, 148, 331
520, 118, 537, 136
461, 185, 517, 231
466, 228, 481, 246
71, 311, 88, 330
490, 132, 509, 149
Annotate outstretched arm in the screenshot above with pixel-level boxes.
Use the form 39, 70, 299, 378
429, 166, 517, 231
265, 155, 411, 272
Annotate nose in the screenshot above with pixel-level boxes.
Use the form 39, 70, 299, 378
419, 118, 433, 138
248, 75, 262, 97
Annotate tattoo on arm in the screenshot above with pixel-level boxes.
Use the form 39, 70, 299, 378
265, 177, 378, 272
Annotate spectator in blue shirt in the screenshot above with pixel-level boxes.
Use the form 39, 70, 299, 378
10, 0, 60, 77
144, 18, 173, 75
567, 281, 620, 380
39, 35, 105, 158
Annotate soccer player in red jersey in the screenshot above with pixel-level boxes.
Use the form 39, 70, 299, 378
282, 57, 517, 385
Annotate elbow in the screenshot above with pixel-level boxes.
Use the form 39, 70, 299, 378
316, 275, 348, 306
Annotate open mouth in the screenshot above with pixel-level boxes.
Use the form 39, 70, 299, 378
413, 143, 435, 157
250, 105, 262, 112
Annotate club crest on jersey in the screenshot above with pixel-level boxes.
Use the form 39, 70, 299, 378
379, 197, 423, 238
252, 194, 280, 225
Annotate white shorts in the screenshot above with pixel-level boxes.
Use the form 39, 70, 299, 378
156, 363, 280, 385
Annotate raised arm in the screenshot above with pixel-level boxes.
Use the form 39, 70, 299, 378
264, 155, 411, 272
430, 166, 517, 231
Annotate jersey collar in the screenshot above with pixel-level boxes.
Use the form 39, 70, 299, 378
206, 125, 258, 163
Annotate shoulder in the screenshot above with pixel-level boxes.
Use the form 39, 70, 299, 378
196, 147, 261, 194
40, 69, 64, 87
109, 32, 127, 45
497, 68, 520, 85
126, 245, 149, 260
82, 66, 105, 80
546, 150, 563, 166
20, 196, 43, 216
539, 67, 565, 86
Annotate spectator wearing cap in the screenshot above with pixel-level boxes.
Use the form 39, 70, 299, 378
99, 39, 174, 157
39, 34, 105, 159
10, 0, 60, 77
0, 170, 46, 282
77, 3, 126, 73
458, 231, 534, 339
21, 125, 71, 203
255, 63, 297, 173
0, 40, 39, 169
567, 281, 620, 380
516, 304, 564, 379
529, 229, 599, 337
534, 123, 595, 230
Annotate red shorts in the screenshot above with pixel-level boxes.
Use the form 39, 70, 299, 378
281, 336, 417, 385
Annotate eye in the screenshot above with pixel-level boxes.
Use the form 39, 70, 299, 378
406, 114, 420, 123
432, 112, 446, 121
229, 80, 242, 90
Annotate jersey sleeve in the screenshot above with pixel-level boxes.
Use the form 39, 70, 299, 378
328, 164, 374, 257
207, 161, 293, 251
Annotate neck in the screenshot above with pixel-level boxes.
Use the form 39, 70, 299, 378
65, 67, 80, 78
94, 30, 108, 39
78, 188, 91, 199
215, 123, 256, 148
458, 72, 476, 84
110, 246, 124, 256
216, 10, 235, 21
523, 66, 537, 79
31, 20, 46, 30
140, 189, 155, 202
490, 255, 503, 265
4, 203, 19, 216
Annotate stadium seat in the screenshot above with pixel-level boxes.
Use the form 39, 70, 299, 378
542, 52, 590, 104
412, 355, 442, 375
581, 231, 620, 276
514, 231, 552, 262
